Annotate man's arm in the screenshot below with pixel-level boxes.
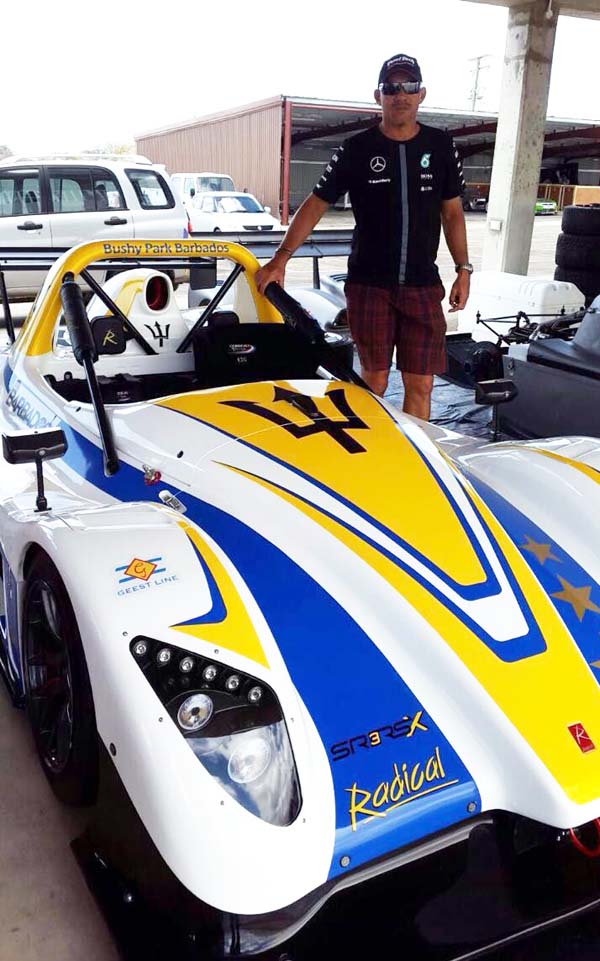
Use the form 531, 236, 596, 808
255, 193, 330, 293
441, 196, 470, 313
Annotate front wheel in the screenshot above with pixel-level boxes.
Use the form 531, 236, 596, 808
23, 554, 99, 805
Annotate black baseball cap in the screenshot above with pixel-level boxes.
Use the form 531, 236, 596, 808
378, 54, 422, 85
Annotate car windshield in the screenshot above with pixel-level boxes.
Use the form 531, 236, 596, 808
216, 195, 263, 214
197, 176, 234, 192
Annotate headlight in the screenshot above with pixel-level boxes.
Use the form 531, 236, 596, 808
130, 637, 301, 826
177, 692, 213, 731
228, 732, 272, 783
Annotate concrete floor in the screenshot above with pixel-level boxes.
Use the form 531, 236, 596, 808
0, 691, 118, 960
0, 210, 567, 961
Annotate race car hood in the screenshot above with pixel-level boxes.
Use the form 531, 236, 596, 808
65, 381, 600, 877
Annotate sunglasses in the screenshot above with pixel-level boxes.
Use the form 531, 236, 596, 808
379, 81, 422, 95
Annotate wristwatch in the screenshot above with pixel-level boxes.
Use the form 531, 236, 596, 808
455, 262, 474, 274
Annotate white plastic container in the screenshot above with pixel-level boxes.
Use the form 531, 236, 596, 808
454, 271, 585, 342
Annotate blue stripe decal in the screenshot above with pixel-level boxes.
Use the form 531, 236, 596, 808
55, 421, 480, 877
175, 536, 227, 627
3, 362, 12, 393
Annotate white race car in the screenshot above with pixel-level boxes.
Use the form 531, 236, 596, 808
3, 240, 600, 959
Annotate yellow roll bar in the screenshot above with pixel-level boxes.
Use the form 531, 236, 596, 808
15, 239, 282, 358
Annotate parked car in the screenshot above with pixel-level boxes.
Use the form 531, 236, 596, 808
461, 196, 558, 216
187, 191, 280, 233
4, 238, 600, 958
535, 197, 558, 215
462, 193, 488, 213
0, 155, 188, 300
171, 172, 235, 205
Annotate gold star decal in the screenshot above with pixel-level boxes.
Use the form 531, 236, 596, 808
520, 536, 560, 565
551, 577, 600, 621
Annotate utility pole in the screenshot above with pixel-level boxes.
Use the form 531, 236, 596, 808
468, 54, 491, 111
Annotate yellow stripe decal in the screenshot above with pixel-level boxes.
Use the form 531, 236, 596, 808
173, 522, 268, 668
527, 447, 600, 485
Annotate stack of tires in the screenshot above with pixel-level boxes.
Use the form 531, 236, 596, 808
554, 204, 600, 307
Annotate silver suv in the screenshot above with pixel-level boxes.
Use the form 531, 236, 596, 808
0, 154, 188, 299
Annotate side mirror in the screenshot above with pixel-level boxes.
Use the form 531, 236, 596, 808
475, 378, 518, 443
3, 428, 67, 465
3, 428, 68, 512
190, 187, 196, 198
264, 205, 272, 215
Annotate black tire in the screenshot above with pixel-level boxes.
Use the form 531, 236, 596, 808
23, 553, 98, 805
555, 233, 600, 271
554, 267, 600, 306
561, 205, 600, 237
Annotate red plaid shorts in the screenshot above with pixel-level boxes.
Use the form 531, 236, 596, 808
345, 282, 447, 374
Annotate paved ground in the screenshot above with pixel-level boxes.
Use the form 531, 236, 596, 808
0, 209, 573, 961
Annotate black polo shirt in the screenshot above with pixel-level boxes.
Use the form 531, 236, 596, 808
313, 123, 465, 287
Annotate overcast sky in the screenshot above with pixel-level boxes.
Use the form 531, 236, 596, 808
2, 0, 599, 156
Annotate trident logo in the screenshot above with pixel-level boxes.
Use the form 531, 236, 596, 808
222, 386, 369, 454
144, 321, 171, 348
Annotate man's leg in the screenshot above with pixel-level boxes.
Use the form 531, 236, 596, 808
345, 283, 394, 395
361, 368, 389, 396
401, 371, 434, 419
394, 284, 447, 420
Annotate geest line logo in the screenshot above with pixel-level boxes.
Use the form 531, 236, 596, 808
330, 710, 428, 761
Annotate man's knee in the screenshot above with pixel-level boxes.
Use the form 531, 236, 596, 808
402, 372, 433, 399
361, 368, 389, 396
401, 372, 434, 419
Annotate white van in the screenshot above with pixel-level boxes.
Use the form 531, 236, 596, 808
0, 155, 189, 300
171, 172, 235, 206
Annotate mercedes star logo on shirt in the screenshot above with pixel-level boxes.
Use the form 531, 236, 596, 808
370, 156, 386, 173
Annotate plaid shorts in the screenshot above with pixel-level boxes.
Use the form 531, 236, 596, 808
345, 282, 447, 374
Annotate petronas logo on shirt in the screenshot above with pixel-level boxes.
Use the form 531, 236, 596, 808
420, 153, 431, 169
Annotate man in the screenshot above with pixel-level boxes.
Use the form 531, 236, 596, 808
255, 54, 472, 420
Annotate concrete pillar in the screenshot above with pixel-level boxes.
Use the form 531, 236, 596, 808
482, 0, 558, 274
